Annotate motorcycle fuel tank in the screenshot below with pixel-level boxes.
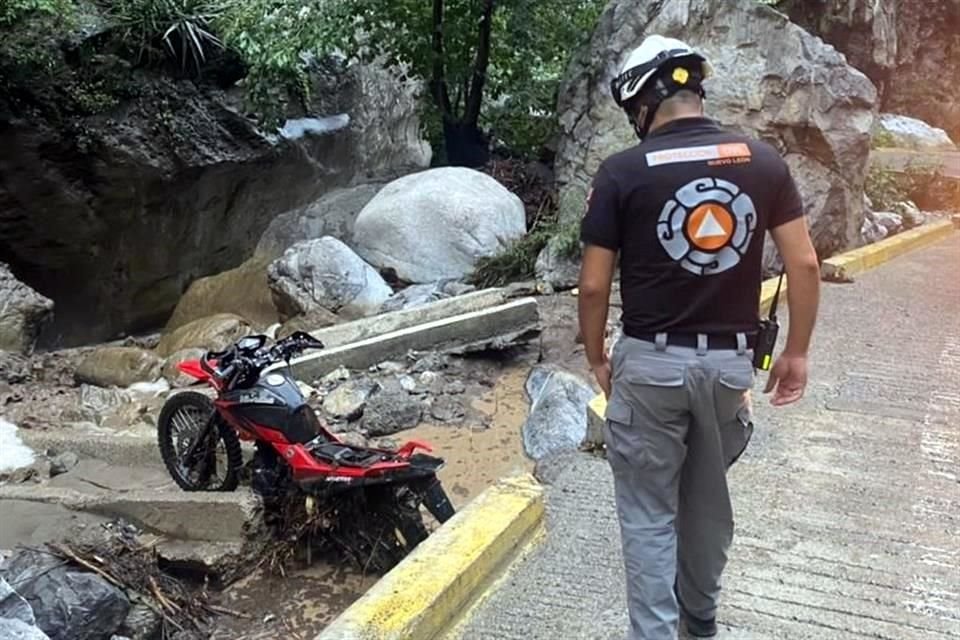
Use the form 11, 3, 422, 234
221, 370, 321, 444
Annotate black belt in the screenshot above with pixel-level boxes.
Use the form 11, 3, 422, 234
624, 330, 757, 351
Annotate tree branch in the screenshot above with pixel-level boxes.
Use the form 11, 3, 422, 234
464, 0, 495, 126
430, 0, 452, 119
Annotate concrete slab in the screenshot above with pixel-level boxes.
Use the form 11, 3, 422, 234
0, 485, 261, 542
282, 298, 541, 382
303, 288, 512, 349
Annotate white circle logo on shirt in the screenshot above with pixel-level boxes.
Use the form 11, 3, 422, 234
657, 177, 757, 276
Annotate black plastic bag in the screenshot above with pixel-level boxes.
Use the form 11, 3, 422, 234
0, 550, 129, 640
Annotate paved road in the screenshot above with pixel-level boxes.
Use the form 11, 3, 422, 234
871, 149, 960, 179
448, 234, 960, 639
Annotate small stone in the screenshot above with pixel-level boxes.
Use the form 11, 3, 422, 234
376, 361, 406, 374
398, 375, 418, 393
430, 396, 465, 423
362, 393, 423, 436
337, 432, 369, 448
410, 353, 450, 373
322, 366, 351, 384
323, 380, 379, 420
443, 380, 466, 395
49, 451, 79, 477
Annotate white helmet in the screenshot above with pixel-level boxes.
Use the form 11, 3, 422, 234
610, 35, 713, 137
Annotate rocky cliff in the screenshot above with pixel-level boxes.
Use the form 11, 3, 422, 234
781, 0, 960, 143
0, 7, 431, 346
554, 0, 878, 270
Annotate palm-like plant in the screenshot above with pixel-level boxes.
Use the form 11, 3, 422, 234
109, 0, 224, 73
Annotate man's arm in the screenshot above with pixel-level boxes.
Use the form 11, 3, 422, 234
766, 216, 820, 405
577, 163, 622, 397
578, 245, 618, 397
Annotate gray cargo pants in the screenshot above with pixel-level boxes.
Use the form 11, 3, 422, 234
604, 334, 755, 640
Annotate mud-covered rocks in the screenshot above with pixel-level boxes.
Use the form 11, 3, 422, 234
74, 347, 164, 388
156, 314, 254, 358
0, 264, 54, 356
165, 255, 279, 332
361, 392, 423, 436
352, 167, 527, 283
267, 237, 393, 321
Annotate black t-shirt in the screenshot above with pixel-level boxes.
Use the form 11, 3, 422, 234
580, 117, 804, 336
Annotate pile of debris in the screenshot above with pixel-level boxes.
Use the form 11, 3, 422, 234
0, 533, 247, 640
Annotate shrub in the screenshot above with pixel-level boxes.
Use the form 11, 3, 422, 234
109, 0, 224, 73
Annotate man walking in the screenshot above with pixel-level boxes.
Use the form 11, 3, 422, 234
577, 36, 821, 639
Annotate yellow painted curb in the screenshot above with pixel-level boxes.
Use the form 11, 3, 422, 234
821, 219, 955, 282
316, 474, 544, 640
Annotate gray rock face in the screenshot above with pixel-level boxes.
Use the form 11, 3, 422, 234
555, 0, 877, 271
257, 183, 386, 259
874, 114, 956, 151
74, 347, 164, 388
783, 0, 960, 142
353, 167, 527, 283
535, 239, 580, 291
0, 264, 53, 355
381, 280, 477, 313
268, 237, 393, 320
0, 7, 431, 347
522, 366, 596, 461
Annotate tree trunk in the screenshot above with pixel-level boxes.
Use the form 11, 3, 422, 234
430, 0, 452, 118
464, 0, 495, 127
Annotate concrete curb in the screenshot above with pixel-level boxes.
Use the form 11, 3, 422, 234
316, 474, 544, 640
821, 219, 955, 282
19, 431, 160, 467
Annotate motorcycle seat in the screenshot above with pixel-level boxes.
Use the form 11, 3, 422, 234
310, 442, 386, 468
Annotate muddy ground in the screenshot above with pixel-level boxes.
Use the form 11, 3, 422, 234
0, 292, 599, 639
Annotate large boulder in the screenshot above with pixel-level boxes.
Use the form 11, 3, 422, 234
872, 113, 956, 151
74, 346, 164, 388
165, 255, 278, 332
155, 313, 254, 357
352, 167, 527, 283
0, 5, 431, 347
522, 366, 595, 461
782, 0, 960, 142
0, 263, 53, 355
555, 0, 878, 270
267, 237, 393, 321
0, 577, 49, 640
256, 183, 386, 259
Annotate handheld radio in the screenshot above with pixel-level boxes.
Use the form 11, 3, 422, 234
753, 271, 784, 371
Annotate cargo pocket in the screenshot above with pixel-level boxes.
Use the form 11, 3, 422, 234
603, 398, 653, 473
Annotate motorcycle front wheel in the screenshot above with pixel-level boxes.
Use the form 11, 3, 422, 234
157, 391, 242, 491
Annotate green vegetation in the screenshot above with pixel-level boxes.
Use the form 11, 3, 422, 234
870, 128, 897, 149
109, 0, 223, 73
469, 219, 580, 288
866, 163, 959, 212
0, 0, 72, 27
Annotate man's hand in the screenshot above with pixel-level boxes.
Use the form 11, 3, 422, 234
592, 355, 612, 398
764, 354, 808, 406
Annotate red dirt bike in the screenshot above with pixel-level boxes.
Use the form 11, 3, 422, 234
156, 331, 456, 572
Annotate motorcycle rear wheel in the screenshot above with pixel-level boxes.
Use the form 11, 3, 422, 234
158, 391, 242, 492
